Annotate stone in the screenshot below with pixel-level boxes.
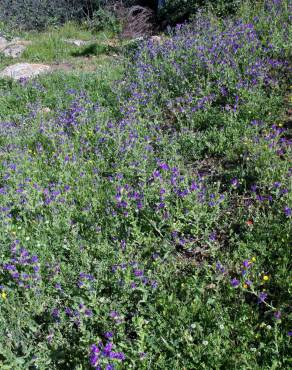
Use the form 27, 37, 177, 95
40, 107, 51, 114
2, 44, 26, 58
11, 37, 21, 43
150, 35, 163, 43
63, 39, 88, 47
0, 63, 51, 80
0, 36, 8, 50
12, 39, 32, 46
0, 38, 32, 58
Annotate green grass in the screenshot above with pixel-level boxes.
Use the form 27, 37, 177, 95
23, 27, 119, 62
0, 21, 121, 65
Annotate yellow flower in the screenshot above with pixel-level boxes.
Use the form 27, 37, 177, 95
243, 284, 248, 289
263, 275, 269, 281
1, 291, 7, 300
251, 256, 256, 262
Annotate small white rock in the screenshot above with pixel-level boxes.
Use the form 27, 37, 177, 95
0, 36, 8, 50
63, 39, 88, 47
41, 107, 51, 114
150, 35, 163, 43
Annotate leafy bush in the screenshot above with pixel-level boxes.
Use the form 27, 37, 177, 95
0, 0, 109, 31
158, 0, 242, 24
86, 7, 121, 34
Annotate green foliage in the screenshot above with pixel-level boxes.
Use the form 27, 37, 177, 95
0, 0, 111, 31
0, 1, 291, 369
86, 8, 121, 34
158, 0, 242, 23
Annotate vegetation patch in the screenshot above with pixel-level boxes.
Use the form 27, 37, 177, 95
0, 1, 291, 369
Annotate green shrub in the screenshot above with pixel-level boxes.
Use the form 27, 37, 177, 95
158, 0, 242, 24
0, 0, 111, 31
86, 7, 121, 34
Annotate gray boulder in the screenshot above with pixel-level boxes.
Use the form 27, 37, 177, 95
0, 63, 51, 80
2, 44, 26, 58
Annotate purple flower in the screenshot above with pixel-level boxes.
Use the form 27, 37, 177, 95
159, 162, 169, 171
120, 240, 126, 250
190, 182, 199, 192
89, 353, 99, 368
274, 311, 281, 320
52, 308, 60, 319
110, 311, 119, 320
104, 332, 114, 339
284, 206, 291, 217
231, 278, 240, 287
30, 255, 39, 263
273, 181, 281, 188
103, 342, 113, 356
151, 280, 158, 289
242, 260, 250, 269
216, 262, 225, 273
110, 352, 125, 360
91, 344, 99, 353
85, 309, 93, 317
258, 292, 268, 303
209, 232, 217, 241
65, 307, 73, 316
134, 269, 144, 277
231, 178, 239, 188
245, 280, 252, 287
